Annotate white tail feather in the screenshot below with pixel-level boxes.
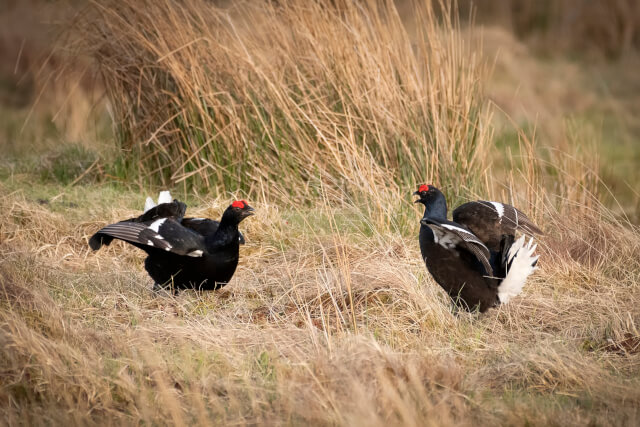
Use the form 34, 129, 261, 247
498, 236, 539, 304
143, 197, 156, 213
157, 191, 172, 205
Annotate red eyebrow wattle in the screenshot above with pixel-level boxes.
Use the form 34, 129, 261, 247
231, 200, 245, 208
418, 184, 430, 192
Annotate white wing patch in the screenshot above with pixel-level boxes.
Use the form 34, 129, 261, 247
430, 227, 460, 249
441, 223, 476, 236
439, 233, 458, 249
148, 235, 172, 251
149, 218, 166, 232
187, 250, 203, 257
489, 201, 505, 218
432, 229, 439, 244
422, 219, 493, 275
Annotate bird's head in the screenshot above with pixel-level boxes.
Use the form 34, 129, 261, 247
227, 200, 255, 222
413, 184, 443, 205
413, 184, 448, 219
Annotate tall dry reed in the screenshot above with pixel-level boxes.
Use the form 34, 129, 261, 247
79, 0, 490, 212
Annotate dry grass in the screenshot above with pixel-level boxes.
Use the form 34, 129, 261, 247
1, 177, 640, 425
1, 0, 640, 425
74, 0, 490, 210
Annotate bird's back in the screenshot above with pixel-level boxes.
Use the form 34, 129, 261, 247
453, 200, 542, 251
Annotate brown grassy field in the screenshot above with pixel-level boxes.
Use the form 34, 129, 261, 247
1, 0, 640, 425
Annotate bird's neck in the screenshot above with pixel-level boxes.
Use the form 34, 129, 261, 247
206, 213, 239, 250
422, 198, 447, 220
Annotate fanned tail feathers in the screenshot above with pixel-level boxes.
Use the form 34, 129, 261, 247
143, 191, 172, 213
143, 197, 155, 213
157, 191, 172, 205
498, 236, 539, 304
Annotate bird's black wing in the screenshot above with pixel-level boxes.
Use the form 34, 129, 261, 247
89, 200, 188, 248
89, 217, 205, 257
181, 217, 245, 245
420, 217, 493, 276
453, 201, 542, 251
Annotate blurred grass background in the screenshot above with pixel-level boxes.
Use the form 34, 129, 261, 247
1, 0, 638, 221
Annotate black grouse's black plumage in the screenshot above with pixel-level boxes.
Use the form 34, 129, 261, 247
90, 197, 254, 291
414, 184, 541, 312
453, 199, 542, 252
90, 199, 188, 249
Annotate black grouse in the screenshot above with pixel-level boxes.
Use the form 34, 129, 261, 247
142, 191, 246, 245
89, 193, 254, 291
414, 184, 542, 312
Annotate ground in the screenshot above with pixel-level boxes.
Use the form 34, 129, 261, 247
1, 174, 639, 425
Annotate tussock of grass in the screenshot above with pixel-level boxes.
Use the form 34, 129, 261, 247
76, 0, 490, 211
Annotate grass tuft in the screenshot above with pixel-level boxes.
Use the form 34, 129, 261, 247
76, 0, 490, 213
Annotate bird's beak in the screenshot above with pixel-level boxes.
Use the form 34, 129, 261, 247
244, 206, 255, 216
413, 191, 422, 203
